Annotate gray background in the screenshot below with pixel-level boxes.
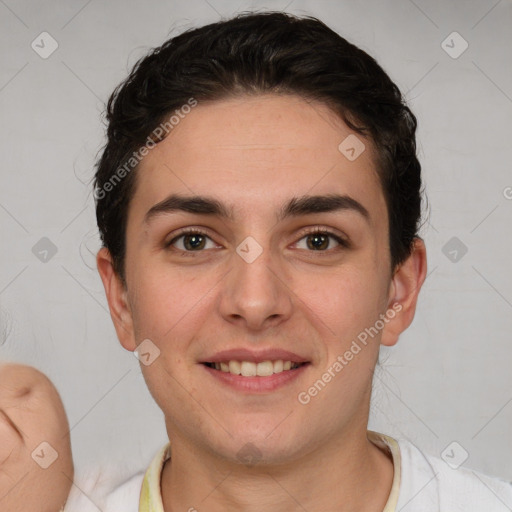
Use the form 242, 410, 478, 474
1, 0, 511, 487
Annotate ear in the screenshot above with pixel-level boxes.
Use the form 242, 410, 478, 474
380, 237, 427, 347
96, 247, 137, 352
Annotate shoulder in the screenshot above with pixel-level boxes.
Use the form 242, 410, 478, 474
101, 472, 145, 512
65, 442, 169, 511
62, 465, 144, 512
396, 436, 512, 511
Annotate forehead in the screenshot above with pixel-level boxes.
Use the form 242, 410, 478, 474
128, 94, 386, 228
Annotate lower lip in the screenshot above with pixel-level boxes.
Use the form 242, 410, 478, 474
202, 363, 310, 392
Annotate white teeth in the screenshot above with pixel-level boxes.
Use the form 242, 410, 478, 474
256, 361, 274, 377
211, 360, 302, 376
241, 361, 257, 377
228, 360, 241, 375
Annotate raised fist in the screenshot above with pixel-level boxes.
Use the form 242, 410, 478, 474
0, 363, 73, 512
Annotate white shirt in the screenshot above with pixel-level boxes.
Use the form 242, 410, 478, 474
65, 431, 512, 511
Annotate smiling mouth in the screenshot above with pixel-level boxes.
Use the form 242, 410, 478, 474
203, 360, 308, 377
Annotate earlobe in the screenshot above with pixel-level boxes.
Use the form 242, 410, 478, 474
381, 238, 428, 347
96, 247, 137, 351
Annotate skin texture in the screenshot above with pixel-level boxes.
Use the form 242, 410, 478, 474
97, 93, 427, 511
0, 362, 73, 512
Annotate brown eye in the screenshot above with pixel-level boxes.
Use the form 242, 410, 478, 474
295, 229, 348, 251
181, 233, 206, 250
166, 229, 216, 252
306, 233, 330, 250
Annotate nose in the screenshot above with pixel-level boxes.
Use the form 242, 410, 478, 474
218, 237, 293, 332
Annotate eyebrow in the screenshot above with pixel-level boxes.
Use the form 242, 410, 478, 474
144, 193, 370, 224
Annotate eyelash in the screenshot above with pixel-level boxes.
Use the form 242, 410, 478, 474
165, 227, 349, 255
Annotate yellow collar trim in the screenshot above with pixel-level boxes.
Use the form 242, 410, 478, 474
139, 431, 401, 512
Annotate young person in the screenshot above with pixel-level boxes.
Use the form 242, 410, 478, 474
0, 362, 73, 512
90, 11, 512, 512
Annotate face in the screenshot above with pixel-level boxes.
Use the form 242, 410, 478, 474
99, 93, 424, 465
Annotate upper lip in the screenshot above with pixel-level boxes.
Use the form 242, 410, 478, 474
201, 348, 310, 364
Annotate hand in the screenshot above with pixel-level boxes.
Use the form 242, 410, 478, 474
0, 363, 74, 512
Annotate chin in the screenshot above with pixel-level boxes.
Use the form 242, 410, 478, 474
212, 427, 306, 466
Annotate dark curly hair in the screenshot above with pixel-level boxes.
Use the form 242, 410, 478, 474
94, 11, 424, 284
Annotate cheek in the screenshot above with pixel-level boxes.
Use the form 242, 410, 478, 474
128, 267, 187, 337
294, 263, 385, 336
128, 264, 219, 356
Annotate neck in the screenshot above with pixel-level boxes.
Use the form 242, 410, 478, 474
160, 427, 394, 512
